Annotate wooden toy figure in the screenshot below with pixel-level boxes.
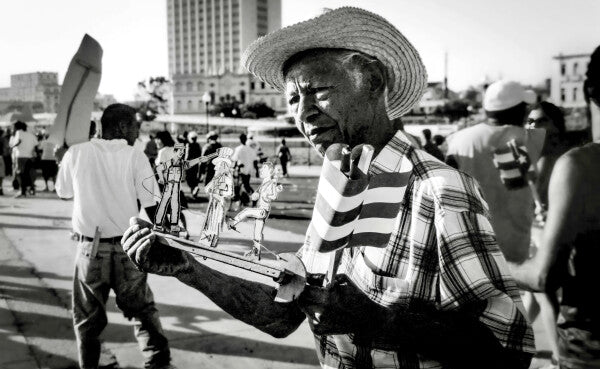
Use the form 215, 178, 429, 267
199, 147, 234, 247
154, 143, 187, 235
228, 161, 283, 259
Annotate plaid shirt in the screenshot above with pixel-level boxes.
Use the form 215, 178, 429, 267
300, 131, 535, 368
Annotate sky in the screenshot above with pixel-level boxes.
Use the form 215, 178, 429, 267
1, 0, 599, 101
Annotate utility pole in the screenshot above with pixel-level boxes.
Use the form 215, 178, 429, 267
444, 51, 449, 99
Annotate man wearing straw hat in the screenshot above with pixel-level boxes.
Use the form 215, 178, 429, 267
122, 7, 534, 368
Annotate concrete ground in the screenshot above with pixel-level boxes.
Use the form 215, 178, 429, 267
0, 164, 554, 368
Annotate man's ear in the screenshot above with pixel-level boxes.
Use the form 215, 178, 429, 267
364, 59, 387, 96
118, 120, 129, 135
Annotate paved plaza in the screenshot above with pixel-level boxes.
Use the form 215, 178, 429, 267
0, 165, 554, 368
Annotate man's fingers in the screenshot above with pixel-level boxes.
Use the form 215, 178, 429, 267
129, 216, 152, 228
123, 227, 152, 254
122, 223, 142, 249
134, 237, 154, 269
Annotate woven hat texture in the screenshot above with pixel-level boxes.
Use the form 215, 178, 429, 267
241, 7, 427, 119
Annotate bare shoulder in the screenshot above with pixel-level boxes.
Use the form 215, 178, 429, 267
553, 144, 600, 179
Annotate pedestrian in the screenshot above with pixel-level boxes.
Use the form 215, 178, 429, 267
186, 131, 202, 197
55, 103, 173, 369
10, 120, 37, 198
1, 128, 11, 179
0, 129, 6, 195
122, 7, 533, 368
433, 134, 448, 157
39, 133, 58, 192
144, 134, 158, 168
154, 130, 176, 172
231, 133, 258, 205
276, 138, 292, 177
199, 131, 222, 186
246, 133, 264, 177
526, 101, 570, 204
509, 44, 600, 369
421, 128, 444, 160
446, 80, 543, 263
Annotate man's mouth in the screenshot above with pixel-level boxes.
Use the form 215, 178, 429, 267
306, 126, 336, 142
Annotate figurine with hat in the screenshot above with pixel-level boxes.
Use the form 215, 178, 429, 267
199, 147, 235, 247
154, 142, 187, 235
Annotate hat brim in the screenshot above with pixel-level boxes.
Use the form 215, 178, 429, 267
241, 7, 427, 119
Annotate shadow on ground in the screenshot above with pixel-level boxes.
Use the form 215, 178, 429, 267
0, 262, 318, 368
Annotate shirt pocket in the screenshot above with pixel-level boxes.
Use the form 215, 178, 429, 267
351, 249, 410, 305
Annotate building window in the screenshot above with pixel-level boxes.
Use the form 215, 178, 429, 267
197, 81, 204, 90
261, 82, 265, 89
560, 63, 566, 76
250, 82, 255, 90
186, 81, 193, 91
573, 62, 579, 75
561, 88, 566, 102
573, 87, 578, 101
187, 100, 193, 110
175, 82, 182, 92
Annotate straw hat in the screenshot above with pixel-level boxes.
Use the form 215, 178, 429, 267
241, 7, 427, 119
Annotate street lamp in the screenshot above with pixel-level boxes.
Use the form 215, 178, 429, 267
231, 108, 237, 132
202, 92, 211, 134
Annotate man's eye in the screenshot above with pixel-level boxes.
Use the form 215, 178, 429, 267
314, 87, 331, 100
288, 95, 299, 105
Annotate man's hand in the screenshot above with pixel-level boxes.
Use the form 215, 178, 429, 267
121, 217, 191, 276
298, 274, 383, 336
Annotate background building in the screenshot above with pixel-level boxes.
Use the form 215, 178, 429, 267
167, 0, 285, 114
0, 72, 61, 113
551, 53, 590, 108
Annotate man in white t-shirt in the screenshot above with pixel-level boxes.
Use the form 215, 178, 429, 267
231, 133, 258, 205
10, 121, 37, 197
56, 104, 172, 369
446, 80, 543, 263
246, 133, 264, 177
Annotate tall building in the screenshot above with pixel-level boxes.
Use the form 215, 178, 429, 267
551, 53, 590, 109
167, 0, 285, 114
0, 72, 61, 113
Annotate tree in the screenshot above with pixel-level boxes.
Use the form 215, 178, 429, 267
440, 100, 470, 122
135, 76, 171, 121
241, 102, 275, 119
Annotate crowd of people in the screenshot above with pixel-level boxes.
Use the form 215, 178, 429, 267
122, 7, 600, 369
3, 5, 600, 369
0, 123, 58, 197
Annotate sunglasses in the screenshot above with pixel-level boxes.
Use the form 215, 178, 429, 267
526, 117, 549, 128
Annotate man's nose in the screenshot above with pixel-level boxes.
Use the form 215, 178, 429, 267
297, 95, 319, 123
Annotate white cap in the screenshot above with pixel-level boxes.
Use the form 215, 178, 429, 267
483, 80, 537, 112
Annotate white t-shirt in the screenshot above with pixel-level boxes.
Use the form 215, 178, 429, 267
13, 130, 37, 158
155, 146, 176, 166
232, 144, 258, 175
40, 140, 57, 160
446, 123, 541, 262
56, 138, 158, 238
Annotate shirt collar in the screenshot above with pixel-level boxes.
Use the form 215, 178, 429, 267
369, 130, 415, 175
91, 138, 128, 146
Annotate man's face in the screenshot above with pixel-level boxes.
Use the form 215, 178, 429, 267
284, 52, 376, 156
